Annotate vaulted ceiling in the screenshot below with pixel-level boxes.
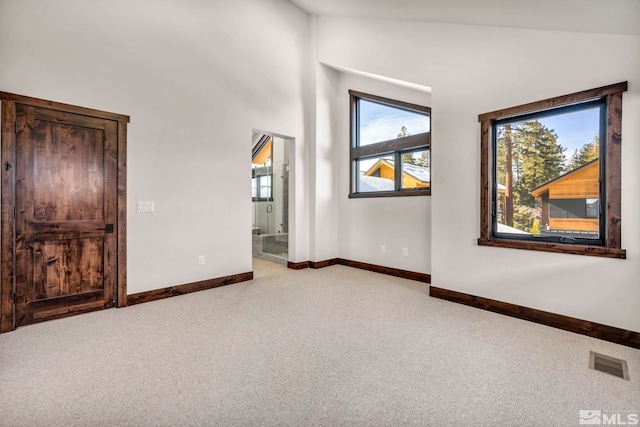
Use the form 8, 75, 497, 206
289, 0, 640, 36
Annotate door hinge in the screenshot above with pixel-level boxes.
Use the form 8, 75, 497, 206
14, 121, 17, 133
13, 293, 17, 305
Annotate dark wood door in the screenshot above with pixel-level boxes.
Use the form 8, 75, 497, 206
14, 104, 118, 326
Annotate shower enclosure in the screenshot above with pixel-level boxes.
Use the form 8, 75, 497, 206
252, 133, 289, 264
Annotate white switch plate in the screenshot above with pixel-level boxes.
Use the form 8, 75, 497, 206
137, 201, 155, 213
403, 248, 409, 256
198, 256, 205, 266
380, 245, 386, 254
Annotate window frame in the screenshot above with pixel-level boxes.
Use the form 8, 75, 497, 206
478, 82, 627, 259
349, 90, 431, 198
252, 169, 273, 202
491, 100, 606, 246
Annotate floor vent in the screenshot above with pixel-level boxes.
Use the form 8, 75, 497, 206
589, 351, 630, 381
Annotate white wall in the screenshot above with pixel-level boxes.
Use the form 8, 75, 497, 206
0, 0, 311, 293
307, 59, 432, 272
317, 16, 640, 331
334, 71, 432, 274
308, 63, 340, 261
306, 15, 340, 263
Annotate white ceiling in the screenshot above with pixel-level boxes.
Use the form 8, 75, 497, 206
289, 0, 640, 36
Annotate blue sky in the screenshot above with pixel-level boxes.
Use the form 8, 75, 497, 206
360, 100, 430, 145
358, 99, 599, 168
358, 100, 430, 173
537, 106, 600, 158
361, 100, 598, 152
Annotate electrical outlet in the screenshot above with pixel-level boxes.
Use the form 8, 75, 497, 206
402, 248, 409, 257
198, 256, 205, 266
380, 245, 386, 254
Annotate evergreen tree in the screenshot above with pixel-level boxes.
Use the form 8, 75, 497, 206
496, 120, 565, 229
403, 153, 418, 165
417, 150, 430, 169
566, 135, 599, 171
397, 126, 429, 167
398, 126, 417, 165
513, 121, 565, 207
397, 126, 409, 138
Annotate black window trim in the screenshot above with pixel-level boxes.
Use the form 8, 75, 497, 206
349, 90, 431, 198
490, 99, 606, 247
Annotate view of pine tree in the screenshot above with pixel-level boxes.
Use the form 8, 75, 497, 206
566, 135, 599, 171
402, 153, 418, 165
397, 126, 409, 138
398, 126, 415, 164
397, 126, 430, 168
497, 120, 565, 230
513, 121, 565, 207
417, 150, 430, 169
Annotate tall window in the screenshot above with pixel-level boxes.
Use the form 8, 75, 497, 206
478, 82, 627, 258
349, 91, 431, 197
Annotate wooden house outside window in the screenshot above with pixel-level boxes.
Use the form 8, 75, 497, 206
530, 159, 599, 238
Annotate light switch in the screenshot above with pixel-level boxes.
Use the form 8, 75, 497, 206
137, 201, 155, 213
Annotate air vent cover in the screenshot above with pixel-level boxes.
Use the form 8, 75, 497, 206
589, 351, 630, 381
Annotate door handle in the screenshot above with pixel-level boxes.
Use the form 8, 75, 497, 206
97, 224, 115, 233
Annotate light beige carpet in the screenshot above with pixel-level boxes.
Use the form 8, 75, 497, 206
0, 261, 638, 426
252, 257, 288, 279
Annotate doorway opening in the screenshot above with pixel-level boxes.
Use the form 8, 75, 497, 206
251, 132, 292, 266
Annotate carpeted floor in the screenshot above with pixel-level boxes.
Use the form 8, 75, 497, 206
0, 260, 638, 426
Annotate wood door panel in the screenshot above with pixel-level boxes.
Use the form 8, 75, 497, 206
30, 292, 106, 322
31, 107, 114, 130
34, 119, 105, 222
13, 103, 118, 327
31, 238, 104, 300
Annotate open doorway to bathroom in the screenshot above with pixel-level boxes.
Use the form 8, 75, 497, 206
252, 132, 291, 266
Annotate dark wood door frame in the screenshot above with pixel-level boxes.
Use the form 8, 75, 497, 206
0, 92, 129, 332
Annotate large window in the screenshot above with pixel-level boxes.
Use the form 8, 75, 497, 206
478, 82, 627, 258
349, 91, 431, 197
